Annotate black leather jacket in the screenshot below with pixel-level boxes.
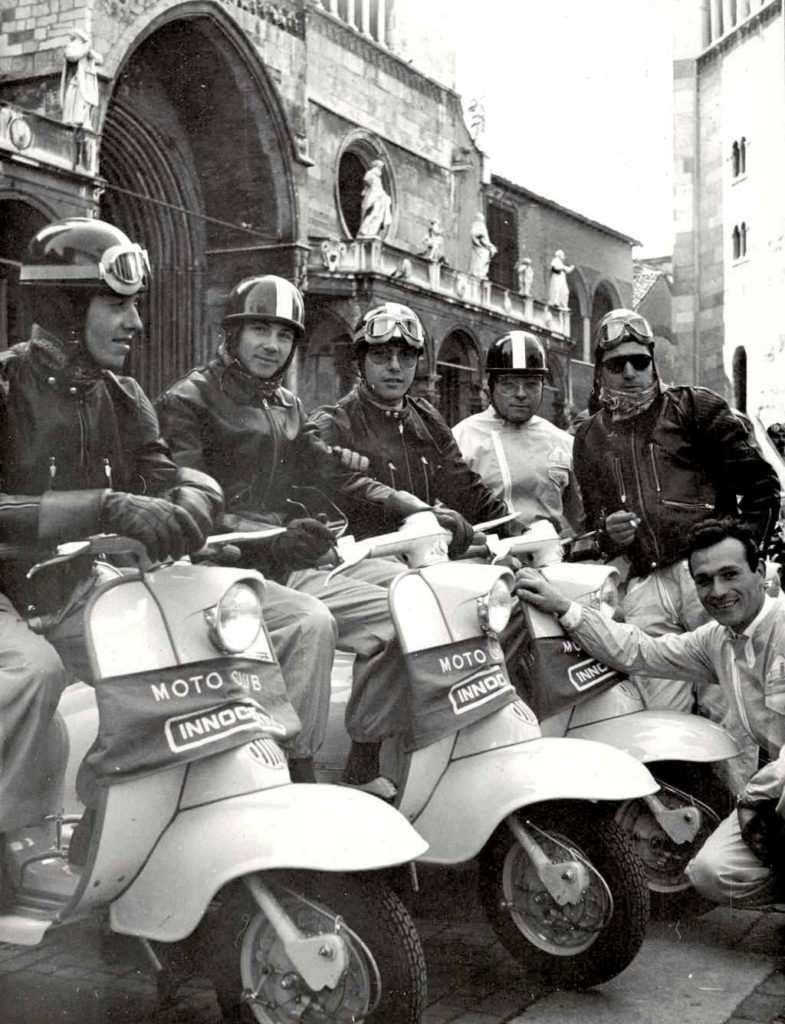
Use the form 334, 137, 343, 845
0, 332, 217, 606
311, 386, 509, 539
156, 352, 428, 532
573, 386, 780, 577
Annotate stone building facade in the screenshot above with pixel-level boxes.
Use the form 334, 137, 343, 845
673, 0, 785, 424
0, 0, 635, 425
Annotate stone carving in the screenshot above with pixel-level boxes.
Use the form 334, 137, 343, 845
356, 159, 392, 239
321, 237, 347, 272
60, 29, 103, 130
469, 211, 497, 280
514, 256, 534, 297
391, 257, 412, 280
547, 249, 574, 308
503, 290, 512, 314
418, 219, 445, 263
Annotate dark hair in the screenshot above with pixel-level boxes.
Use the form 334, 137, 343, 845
686, 517, 760, 574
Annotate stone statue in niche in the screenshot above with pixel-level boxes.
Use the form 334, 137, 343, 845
469, 211, 497, 280
321, 238, 347, 272
547, 249, 574, 308
418, 219, 445, 263
356, 159, 392, 239
514, 256, 534, 297
60, 28, 103, 130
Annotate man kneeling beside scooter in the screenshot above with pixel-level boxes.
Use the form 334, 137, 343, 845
515, 516, 785, 909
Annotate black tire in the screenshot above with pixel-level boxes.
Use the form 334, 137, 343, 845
616, 760, 731, 920
202, 870, 426, 1024
478, 801, 649, 990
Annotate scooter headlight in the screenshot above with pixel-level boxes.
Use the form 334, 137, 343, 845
478, 577, 513, 634
205, 583, 262, 653
590, 577, 619, 619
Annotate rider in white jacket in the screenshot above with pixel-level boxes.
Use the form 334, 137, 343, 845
453, 331, 583, 534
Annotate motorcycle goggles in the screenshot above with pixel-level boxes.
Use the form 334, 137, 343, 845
356, 312, 425, 347
602, 353, 653, 374
596, 314, 653, 350
98, 244, 151, 296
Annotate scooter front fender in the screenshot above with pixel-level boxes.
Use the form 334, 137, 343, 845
410, 737, 658, 864
564, 709, 740, 764
110, 784, 428, 942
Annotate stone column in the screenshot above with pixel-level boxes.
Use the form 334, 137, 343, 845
361, 0, 372, 36
346, 0, 355, 27
722, 0, 734, 30
708, 0, 722, 39
327, 0, 338, 13
376, 0, 386, 44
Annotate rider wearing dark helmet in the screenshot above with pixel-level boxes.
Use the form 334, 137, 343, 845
453, 330, 583, 534
0, 216, 223, 827
157, 278, 442, 794
311, 301, 507, 552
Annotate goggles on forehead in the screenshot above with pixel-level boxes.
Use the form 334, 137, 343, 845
596, 314, 653, 350
99, 244, 151, 295
357, 312, 425, 346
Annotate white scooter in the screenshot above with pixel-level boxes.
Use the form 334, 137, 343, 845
0, 536, 428, 1024
495, 520, 741, 917
315, 512, 659, 992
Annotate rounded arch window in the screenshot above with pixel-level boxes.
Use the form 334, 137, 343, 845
336, 133, 394, 240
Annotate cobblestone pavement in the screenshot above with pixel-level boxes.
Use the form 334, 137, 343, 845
0, 867, 783, 1024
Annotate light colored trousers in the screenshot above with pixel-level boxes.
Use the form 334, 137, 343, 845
687, 810, 774, 907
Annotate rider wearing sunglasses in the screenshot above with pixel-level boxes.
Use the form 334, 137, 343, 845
453, 330, 583, 535
572, 308, 779, 771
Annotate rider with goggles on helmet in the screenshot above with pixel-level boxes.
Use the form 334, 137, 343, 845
573, 308, 779, 777
311, 302, 509, 554
0, 217, 223, 825
157, 279, 444, 793
453, 330, 583, 535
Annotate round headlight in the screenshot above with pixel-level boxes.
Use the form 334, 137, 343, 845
206, 582, 262, 653
591, 577, 619, 619
478, 577, 513, 634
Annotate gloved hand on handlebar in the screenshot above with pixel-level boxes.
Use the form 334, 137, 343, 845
269, 518, 336, 573
432, 506, 475, 558
100, 491, 204, 563
331, 445, 370, 474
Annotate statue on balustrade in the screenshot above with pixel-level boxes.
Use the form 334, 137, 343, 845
60, 28, 103, 130
419, 219, 446, 263
469, 211, 497, 280
356, 159, 392, 239
547, 249, 574, 308
514, 256, 534, 297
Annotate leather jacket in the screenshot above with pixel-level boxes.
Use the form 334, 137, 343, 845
573, 386, 780, 577
155, 352, 428, 532
310, 386, 509, 540
0, 332, 216, 606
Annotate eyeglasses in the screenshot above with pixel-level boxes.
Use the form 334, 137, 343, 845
365, 345, 419, 368
602, 354, 653, 374
596, 314, 653, 349
493, 376, 544, 396
359, 313, 425, 345
99, 244, 151, 296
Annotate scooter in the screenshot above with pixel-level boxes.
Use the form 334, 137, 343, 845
314, 511, 659, 991
492, 519, 742, 918
0, 536, 428, 1024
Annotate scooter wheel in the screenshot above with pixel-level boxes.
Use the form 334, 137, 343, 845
198, 870, 426, 1024
478, 800, 649, 991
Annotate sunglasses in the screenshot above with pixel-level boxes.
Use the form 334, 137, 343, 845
597, 315, 653, 349
365, 345, 419, 368
602, 354, 653, 374
494, 376, 544, 396
359, 313, 425, 345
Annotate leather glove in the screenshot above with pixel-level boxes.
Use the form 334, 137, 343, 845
433, 506, 475, 558
166, 486, 219, 546
269, 518, 335, 572
738, 799, 785, 867
331, 446, 370, 474
101, 491, 204, 563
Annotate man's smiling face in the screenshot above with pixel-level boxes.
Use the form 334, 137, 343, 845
689, 536, 765, 633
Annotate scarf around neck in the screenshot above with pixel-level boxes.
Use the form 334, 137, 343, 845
599, 380, 662, 422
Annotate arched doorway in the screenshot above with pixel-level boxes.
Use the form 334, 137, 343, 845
590, 282, 620, 342
298, 309, 356, 414
99, 8, 296, 397
436, 330, 481, 426
0, 199, 49, 349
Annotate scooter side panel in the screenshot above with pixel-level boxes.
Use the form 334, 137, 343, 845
109, 784, 429, 942
563, 709, 741, 763
409, 737, 658, 864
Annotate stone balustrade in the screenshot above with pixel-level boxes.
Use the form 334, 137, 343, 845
0, 102, 99, 179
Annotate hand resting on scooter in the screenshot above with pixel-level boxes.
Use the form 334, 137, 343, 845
513, 568, 572, 618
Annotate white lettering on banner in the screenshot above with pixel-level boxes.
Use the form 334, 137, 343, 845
246, 737, 287, 770
566, 658, 618, 692
164, 699, 288, 753
438, 648, 488, 674
562, 639, 579, 655
151, 670, 227, 701
448, 666, 513, 715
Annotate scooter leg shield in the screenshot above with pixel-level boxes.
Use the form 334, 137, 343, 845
109, 784, 428, 942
